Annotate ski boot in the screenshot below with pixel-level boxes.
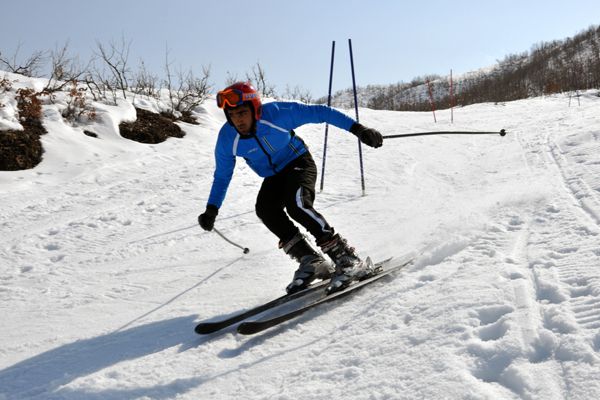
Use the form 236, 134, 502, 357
282, 232, 334, 294
318, 233, 375, 294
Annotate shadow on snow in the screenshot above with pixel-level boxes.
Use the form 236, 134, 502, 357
0, 315, 200, 400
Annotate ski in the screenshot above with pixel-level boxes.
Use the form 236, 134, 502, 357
194, 279, 329, 334
237, 257, 414, 335
194, 257, 394, 335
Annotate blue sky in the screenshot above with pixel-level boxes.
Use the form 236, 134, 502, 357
1, 0, 598, 98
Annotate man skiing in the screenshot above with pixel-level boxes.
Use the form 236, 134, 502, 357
198, 82, 383, 294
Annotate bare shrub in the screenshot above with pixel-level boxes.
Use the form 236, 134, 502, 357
42, 41, 88, 95
163, 47, 211, 120
0, 43, 46, 77
172, 66, 211, 115
246, 62, 276, 97
62, 81, 97, 122
94, 36, 132, 100
132, 60, 159, 99
83, 65, 117, 105
282, 85, 313, 103
224, 71, 240, 86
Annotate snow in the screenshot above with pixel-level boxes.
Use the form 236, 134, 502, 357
2, 72, 600, 399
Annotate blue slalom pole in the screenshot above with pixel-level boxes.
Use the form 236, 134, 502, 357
348, 39, 366, 196
320, 40, 336, 192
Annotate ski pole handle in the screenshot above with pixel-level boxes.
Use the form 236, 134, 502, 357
213, 227, 250, 254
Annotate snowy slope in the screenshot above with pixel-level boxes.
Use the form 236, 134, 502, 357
1, 76, 600, 399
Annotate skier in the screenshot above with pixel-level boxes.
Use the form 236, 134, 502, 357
198, 82, 383, 294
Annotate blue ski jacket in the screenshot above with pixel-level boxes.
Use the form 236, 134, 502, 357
207, 101, 356, 209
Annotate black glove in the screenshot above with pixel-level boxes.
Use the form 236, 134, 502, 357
198, 205, 218, 231
350, 123, 383, 148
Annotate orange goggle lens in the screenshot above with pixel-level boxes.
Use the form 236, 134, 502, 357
216, 89, 243, 109
216, 89, 259, 109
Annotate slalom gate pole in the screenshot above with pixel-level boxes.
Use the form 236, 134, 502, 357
320, 40, 336, 192
450, 69, 454, 124
213, 227, 250, 254
427, 79, 437, 123
382, 129, 507, 139
348, 38, 366, 196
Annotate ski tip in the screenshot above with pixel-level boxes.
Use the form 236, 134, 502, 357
194, 323, 219, 335
194, 324, 209, 334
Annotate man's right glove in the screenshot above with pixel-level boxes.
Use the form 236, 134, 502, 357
198, 205, 218, 231
350, 123, 383, 148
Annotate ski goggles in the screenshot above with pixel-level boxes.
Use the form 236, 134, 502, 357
216, 88, 258, 109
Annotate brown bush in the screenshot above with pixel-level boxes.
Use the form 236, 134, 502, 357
0, 76, 13, 93
0, 118, 47, 170
16, 88, 43, 124
62, 81, 97, 122
119, 107, 184, 144
1, 87, 47, 170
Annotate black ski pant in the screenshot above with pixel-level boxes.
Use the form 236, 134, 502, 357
256, 152, 334, 245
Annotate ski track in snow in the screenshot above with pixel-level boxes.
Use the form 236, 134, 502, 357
1, 81, 600, 399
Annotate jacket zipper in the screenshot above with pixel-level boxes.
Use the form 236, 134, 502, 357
252, 135, 277, 173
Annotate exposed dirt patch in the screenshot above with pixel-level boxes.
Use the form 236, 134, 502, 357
0, 119, 47, 171
119, 107, 185, 144
83, 130, 98, 138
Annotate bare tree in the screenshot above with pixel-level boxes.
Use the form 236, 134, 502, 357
132, 60, 160, 99
282, 84, 313, 103
85, 59, 118, 105
0, 42, 46, 77
42, 41, 88, 94
94, 35, 132, 99
163, 45, 176, 113
163, 45, 212, 117
82, 71, 106, 102
224, 71, 240, 86
246, 62, 276, 97
171, 65, 212, 114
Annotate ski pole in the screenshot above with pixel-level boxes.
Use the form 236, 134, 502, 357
383, 129, 506, 139
319, 40, 335, 192
213, 227, 250, 254
348, 38, 366, 196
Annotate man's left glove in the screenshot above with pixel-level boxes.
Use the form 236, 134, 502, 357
350, 123, 383, 148
198, 205, 219, 231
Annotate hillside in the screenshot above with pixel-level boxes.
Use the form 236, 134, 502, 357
321, 25, 600, 112
1, 68, 600, 399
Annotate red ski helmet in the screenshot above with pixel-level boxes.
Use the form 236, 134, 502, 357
216, 82, 262, 122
